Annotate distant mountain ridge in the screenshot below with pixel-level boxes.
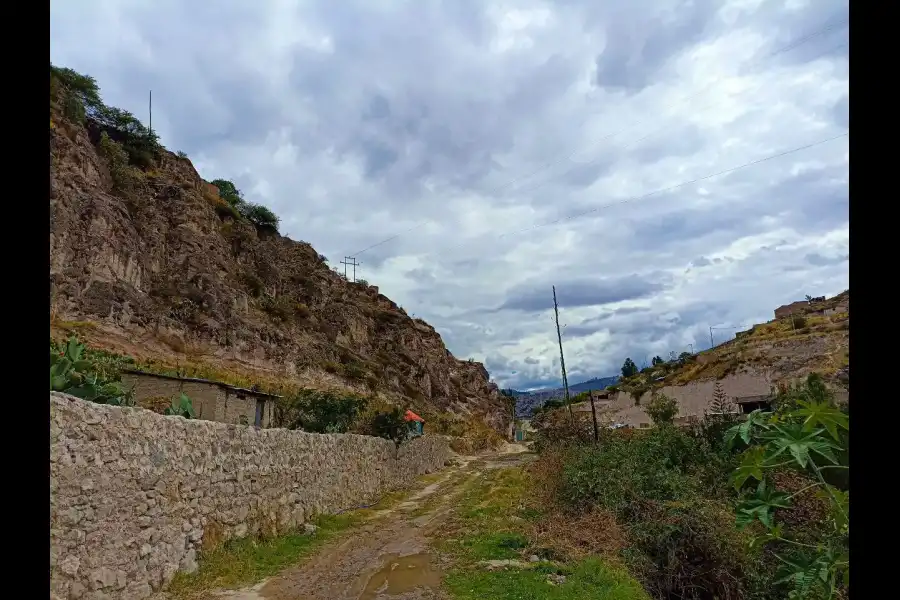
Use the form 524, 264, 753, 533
506, 375, 619, 417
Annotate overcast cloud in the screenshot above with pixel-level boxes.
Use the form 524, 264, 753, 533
51, 0, 849, 391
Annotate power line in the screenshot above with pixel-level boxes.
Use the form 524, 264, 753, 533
348, 14, 848, 258
439, 131, 848, 254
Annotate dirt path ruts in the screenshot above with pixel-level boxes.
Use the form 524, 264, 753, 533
212, 448, 532, 600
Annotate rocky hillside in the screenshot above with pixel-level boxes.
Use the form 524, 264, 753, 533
49, 71, 509, 432
604, 291, 850, 402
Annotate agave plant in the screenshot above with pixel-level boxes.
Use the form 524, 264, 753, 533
164, 393, 196, 419
50, 337, 133, 406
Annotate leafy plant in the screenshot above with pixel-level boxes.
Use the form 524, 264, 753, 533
241, 203, 280, 230
645, 393, 678, 426
372, 407, 412, 447
726, 374, 849, 599
98, 132, 139, 191
211, 179, 244, 208
176, 150, 189, 159
50, 337, 133, 406
280, 390, 367, 433
164, 393, 196, 419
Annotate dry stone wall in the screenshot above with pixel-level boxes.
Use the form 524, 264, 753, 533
50, 393, 452, 600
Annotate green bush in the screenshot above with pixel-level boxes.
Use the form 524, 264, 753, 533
372, 406, 412, 446
241, 203, 280, 230
98, 132, 139, 192
211, 179, 244, 208
645, 393, 678, 426
553, 426, 760, 598
261, 294, 295, 322
50, 337, 134, 406
278, 389, 367, 433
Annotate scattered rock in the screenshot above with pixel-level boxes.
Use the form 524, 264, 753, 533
303, 523, 319, 535
529, 554, 540, 562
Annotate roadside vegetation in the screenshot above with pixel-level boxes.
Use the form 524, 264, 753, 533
527, 374, 849, 599
438, 467, 649, 600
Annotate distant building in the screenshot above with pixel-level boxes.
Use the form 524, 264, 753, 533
733, 394, 774, 414
514, 418, 534, 442
121, 370, 280, 427
774, 301, 810, 320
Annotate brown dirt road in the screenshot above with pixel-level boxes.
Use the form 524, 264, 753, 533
208, 447, 532, 600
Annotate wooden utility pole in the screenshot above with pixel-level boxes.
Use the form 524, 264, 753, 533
589, 389, 599, 442
339, 256, 359, 282
149, 90, 152, 136
553, 286, 574, 426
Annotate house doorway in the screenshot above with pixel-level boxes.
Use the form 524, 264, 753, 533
255, 399, 265, 427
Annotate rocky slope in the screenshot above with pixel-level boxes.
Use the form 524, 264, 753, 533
49, 101, 509, 432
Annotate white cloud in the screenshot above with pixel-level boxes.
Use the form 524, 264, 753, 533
51, 0, 849, 390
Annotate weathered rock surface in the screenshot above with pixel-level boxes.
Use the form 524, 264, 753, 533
49, 104, 508, 432
49, 393, 452, 600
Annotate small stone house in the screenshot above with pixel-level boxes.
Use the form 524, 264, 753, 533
774, 300, 810, 320
120, 370, 280, 427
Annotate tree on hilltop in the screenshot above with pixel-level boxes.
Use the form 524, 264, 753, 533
621, 358, 638, 378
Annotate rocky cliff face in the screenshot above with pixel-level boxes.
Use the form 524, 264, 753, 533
49, 108, 509, 432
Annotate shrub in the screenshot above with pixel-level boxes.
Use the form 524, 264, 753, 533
211, 179, 244, 208
548, 425, 762, 599
791, 315, 807, 329
372, 406, 413, 446
241, 203, 280, 230
98, 132, 139, 192
278, 389, 367, 433
343, 361, 368, 381
176, 150, 189, 159
645, 393, 678, 426
92, 104, 160, 167
50, 337, 134, 406
261, 294, 295, 322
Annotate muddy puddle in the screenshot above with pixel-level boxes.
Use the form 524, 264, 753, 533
358, 552, 441, 600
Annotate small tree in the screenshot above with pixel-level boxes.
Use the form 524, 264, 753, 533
651, 355, 664, 366
211, 179, 245, 208
621, 358, 638, 378
645, 393, 678, 425
241, 203, 280, 230
709, 381, 733, 415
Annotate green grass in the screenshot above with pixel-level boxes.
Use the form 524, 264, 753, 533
166, 484, 414, 598
445, 557, 649, 600
438, 467, 649, 600
166, 514, 359, 598
456, 532, 528, 561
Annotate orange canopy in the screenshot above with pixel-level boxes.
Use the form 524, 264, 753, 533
404, 409, 425, 423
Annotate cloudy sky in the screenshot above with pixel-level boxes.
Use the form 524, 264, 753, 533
51, 0, 849, 391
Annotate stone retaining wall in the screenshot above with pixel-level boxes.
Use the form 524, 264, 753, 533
49, 393, 452, 600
